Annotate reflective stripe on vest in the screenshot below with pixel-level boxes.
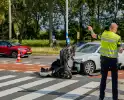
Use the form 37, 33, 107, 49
100, 51, 118, 58
100, 48, 118, 53
101, 37, 117, 43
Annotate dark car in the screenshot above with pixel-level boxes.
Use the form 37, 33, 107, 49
0, 41, 32, 58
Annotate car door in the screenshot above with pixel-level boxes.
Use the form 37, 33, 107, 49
91, 47, 101, 70
0, 41, 10, 54
118, 43, 124, 66
0, 42, 3, 54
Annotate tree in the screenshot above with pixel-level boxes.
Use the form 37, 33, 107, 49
0, 0, 8, 24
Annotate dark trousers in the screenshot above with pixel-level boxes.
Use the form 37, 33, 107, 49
99, 56, 118, 100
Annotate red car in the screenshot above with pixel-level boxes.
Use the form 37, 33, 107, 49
0, 41, 32, 58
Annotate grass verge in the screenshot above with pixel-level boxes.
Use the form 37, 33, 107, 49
31, 47, 62, 55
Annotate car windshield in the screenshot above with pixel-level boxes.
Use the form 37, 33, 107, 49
76, 43, 100, 53
10, 42, 21, 46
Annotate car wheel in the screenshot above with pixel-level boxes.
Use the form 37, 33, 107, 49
11, 51, 18, 58
82, 61, 96, 75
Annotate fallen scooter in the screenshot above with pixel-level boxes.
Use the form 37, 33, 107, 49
39, 44, 75, 79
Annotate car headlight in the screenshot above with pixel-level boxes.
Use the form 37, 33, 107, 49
74, 58, 84, 63
18, 48, 26, 51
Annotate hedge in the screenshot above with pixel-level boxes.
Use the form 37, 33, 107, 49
11, 39, 74, 47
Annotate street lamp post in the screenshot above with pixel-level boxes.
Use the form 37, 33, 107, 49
66, 0, 69, 45
9, 0, 12, 40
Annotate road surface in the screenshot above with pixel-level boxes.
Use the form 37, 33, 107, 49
0, 55, 124, 100
0, 55, 57, 65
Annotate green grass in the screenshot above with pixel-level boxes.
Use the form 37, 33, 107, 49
31, 47, 62, 55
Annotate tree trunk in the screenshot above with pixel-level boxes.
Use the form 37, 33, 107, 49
114, 0, 118, 22
19, 24, 23, 44
97, 3, 100, 24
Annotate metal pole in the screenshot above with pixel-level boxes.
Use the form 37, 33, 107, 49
66, 0, 69, 45
9, 0, 12, 40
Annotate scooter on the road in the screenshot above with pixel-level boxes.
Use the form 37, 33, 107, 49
39, 44, 75, 79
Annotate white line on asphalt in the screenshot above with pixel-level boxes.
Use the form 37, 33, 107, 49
9, 70, 18, 72
38, 64, 47, 66
73, 75, 83, 77
15, 63, 21, 64
0, 69, 5, 71
13, 80, 78, 100
0, 77, 34, 88
54, 81, 100, 100
0, 75, 15, 81
24, 64, 33, 65
1, 61, 8, 64
0, 78, 55, 97
24, 71, 34, 73
34, 62, 40, 64
22, 61, 32, 64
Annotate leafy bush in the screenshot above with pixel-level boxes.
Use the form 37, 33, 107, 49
11, 39, 74, 47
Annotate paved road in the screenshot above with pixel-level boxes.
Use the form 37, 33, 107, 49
0, 71, 123, 100
0, 55, 57, 65
0, 55, 124, 100
0, 71, 104, 100
0, 55, 124, 79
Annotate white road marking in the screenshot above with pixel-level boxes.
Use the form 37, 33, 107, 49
54, 81, 100, 100
38, 64, 47, 66
0, 69, 5, 71
0, 75, 15, 81
74, 75, 83, 77
15, 63, 22, 64
0, 77, 34, 88
34, 62, 40, 64
0, 78, 55, 97
9, 70, 18, 72
22, 61, 32, 64
24, 64, 33, 65
24, 71, 34, 73
13, 80, 78, 100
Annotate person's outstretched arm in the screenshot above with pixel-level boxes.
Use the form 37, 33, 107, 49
88, 26, 101, 39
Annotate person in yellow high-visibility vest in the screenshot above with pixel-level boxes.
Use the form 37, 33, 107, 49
88, 23, 123, 100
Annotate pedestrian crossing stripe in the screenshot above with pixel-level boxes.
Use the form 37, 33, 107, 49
0, 77, 55, 97
0, 77, 34, 88
53, 81, 100, 100
0, 74, 123, 100
13, 80, 79, 100
0, 75, 15, 81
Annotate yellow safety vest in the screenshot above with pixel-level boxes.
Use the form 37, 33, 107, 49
100, 31, 121, 58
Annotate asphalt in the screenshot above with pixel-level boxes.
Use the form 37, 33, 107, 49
0, 55, 123, 100
0, 55, 57, 65
0, 71, 101, 100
